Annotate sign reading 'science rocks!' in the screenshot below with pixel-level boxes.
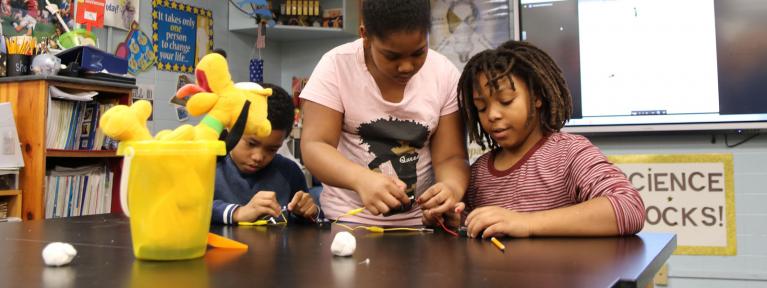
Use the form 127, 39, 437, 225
609, 154, 735, 255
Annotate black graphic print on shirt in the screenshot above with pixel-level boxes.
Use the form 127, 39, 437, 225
357, 117, 430, 199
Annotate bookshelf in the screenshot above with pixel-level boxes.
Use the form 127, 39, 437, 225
0, 190, 21, 219
47, 150, 118, 158
0, 75, 133, 220
228, 0, 360, 41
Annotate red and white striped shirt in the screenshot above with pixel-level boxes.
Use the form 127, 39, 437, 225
465, 132, 645, 235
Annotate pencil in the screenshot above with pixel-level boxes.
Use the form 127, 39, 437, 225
490, 237, 505, 251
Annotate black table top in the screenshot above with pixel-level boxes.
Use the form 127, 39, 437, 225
0, 214, 675, 288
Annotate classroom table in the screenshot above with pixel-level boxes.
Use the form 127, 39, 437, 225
0, 214, 675, 288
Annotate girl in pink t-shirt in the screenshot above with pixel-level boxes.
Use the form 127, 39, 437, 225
299, 0, 469, 226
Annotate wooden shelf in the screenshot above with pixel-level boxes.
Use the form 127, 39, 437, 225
228, 0, 360, 42
0, 190, 21, 197
1, 76, 132, 220
0, 190, 22, 218
46, 150, 119, 158
231, 25, 351, 40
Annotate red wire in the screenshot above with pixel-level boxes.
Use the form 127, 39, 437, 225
437, 218, 459, 237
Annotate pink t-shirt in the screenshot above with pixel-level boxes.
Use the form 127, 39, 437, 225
300, 39, 461, 226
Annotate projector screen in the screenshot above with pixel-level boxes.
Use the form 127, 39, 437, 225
517, 0, 767, 133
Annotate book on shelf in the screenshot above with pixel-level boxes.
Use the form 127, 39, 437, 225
45, 97, 118, 151
44, 164, 114, 219
0, 200, 7, 220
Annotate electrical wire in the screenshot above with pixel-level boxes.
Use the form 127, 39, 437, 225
332, 207, 434, 234
437, 218, 459, 237
238, 208, 289, 226
724, 131, 761, 148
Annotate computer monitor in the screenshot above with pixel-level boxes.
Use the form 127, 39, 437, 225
517, 0, 767, 133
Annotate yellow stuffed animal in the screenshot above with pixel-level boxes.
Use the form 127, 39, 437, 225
162, 53, 272, 141
98, 100, 153, 141
99, 53, 272, 142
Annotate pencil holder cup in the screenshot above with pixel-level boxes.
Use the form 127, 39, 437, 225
117, 140, 225, 260
6, 54, 31, 76
0, 53, 6, 77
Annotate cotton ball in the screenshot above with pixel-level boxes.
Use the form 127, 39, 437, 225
331, 231, 356, 256
42, 242, 77, 266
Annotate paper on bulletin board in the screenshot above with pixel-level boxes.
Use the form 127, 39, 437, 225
104, 0, 139, 30
0, 103, 24, 168
152, 0, 213, 73
609, 153, 736, 255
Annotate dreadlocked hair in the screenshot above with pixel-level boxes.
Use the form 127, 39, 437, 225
457, 40, 572, 150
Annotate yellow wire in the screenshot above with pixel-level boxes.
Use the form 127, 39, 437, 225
238, 219, 269, 226
331, 207, 432, 234
238, 209, 289, 226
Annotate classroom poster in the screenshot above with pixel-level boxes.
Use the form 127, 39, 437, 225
0, 0, 74, 43
430, 0, 511, 70
152, 0, 213, 73
115, 21, 155, 75
609, 153, 736, 255
104, 0, 139, 30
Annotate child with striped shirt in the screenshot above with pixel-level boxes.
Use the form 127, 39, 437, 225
455, 40, 645, 238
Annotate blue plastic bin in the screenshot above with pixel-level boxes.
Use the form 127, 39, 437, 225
57, 46, 129, 75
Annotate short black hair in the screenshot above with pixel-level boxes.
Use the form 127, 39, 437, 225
212, 48, 227, 58
362, 0, 431, 40
457, 40, 572, 150
260, 83, 295, 136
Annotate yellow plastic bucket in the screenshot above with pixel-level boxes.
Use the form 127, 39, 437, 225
117, 140, 226, 260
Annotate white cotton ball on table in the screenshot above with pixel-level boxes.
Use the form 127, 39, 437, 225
42, 242, 77, 266
331, 231, 356, 256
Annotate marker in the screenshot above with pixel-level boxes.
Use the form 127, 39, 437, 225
490, 237, 506, 252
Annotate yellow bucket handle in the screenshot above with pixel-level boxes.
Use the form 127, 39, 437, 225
120, 147, 135, 217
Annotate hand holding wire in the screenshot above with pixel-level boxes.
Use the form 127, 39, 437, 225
287, 191, 319, 220
232, 191, 281, 223
417, 182, 461, 223
354, 171, 410, 215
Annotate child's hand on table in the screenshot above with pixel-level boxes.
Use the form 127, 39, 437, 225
233, 191, 281, 222
465, 206, 533, 238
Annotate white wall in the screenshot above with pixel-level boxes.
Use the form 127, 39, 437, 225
277, 36, 356, 93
